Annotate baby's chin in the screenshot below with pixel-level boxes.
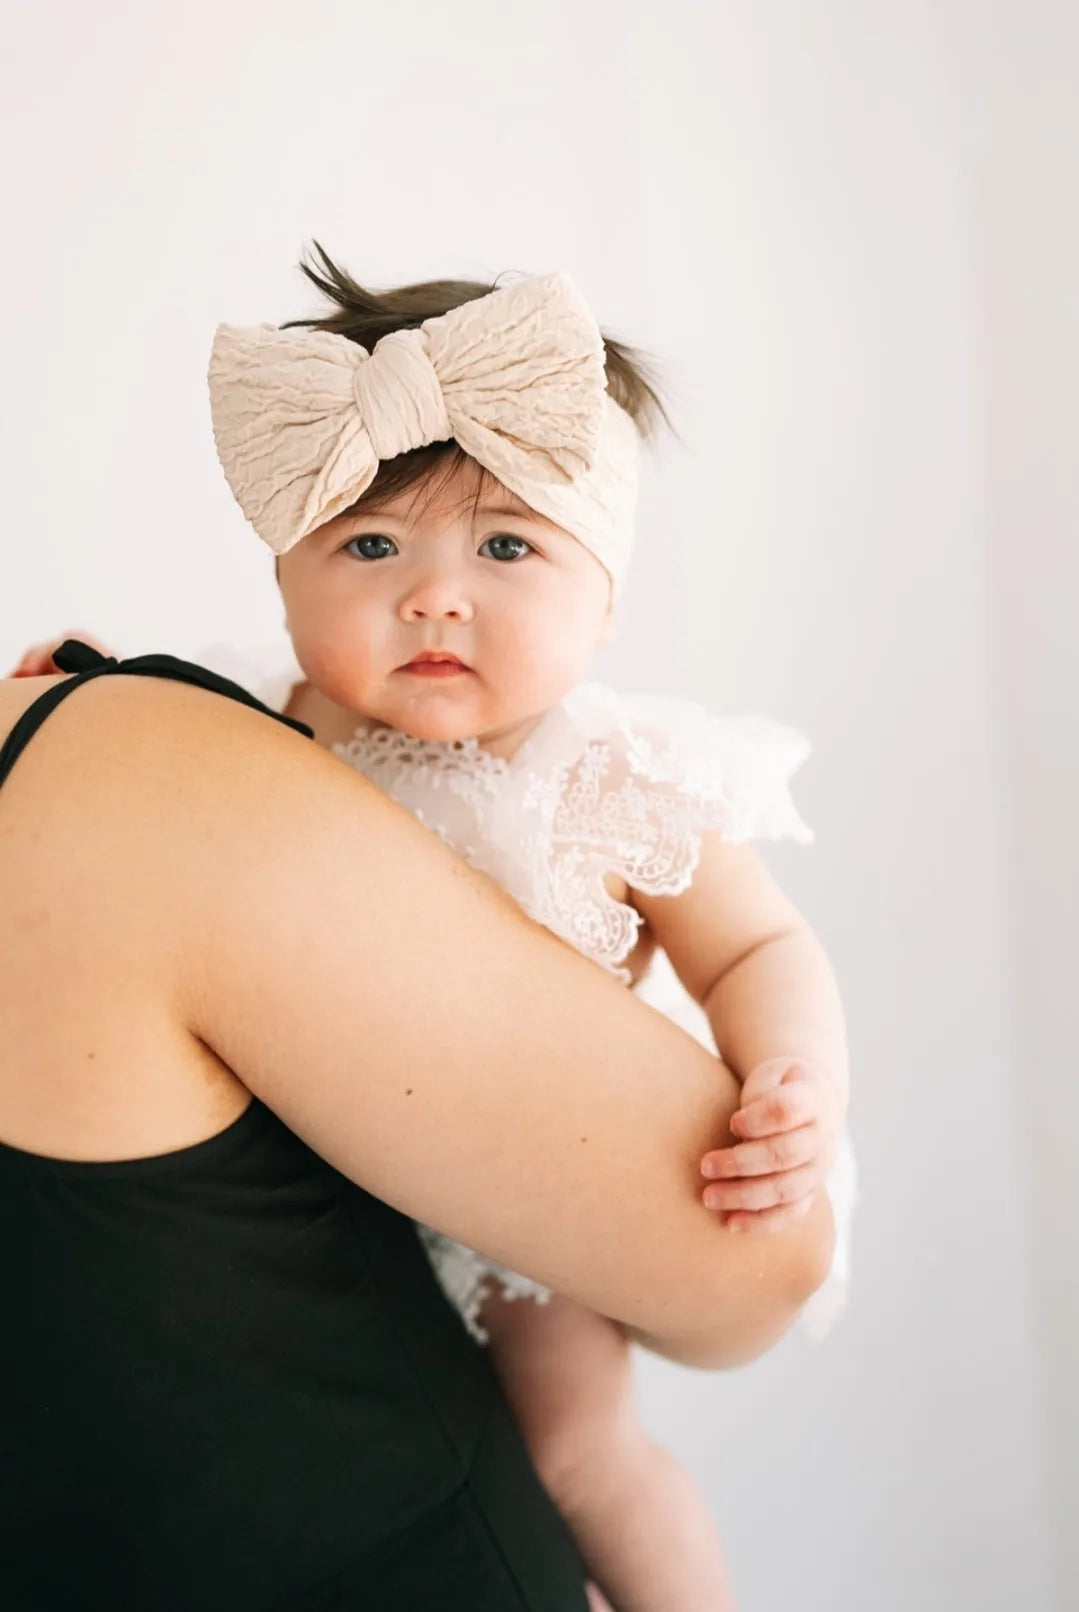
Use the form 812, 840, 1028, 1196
371, 688, 519, 747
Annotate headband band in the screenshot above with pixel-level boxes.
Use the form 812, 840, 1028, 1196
207, 272, 638, 587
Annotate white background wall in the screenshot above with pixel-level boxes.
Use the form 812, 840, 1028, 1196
1, 3, 1072, 1607
977, 6, 1079, 1604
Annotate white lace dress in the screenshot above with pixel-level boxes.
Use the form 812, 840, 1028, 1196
203, 644, 857, 1343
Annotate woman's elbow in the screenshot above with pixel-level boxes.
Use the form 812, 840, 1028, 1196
646, 1191, 837, 1370
725, 1191, 836, 1366
789, 1190, 837, 1306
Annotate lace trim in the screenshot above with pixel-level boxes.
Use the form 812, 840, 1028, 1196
417, 1226, 551, 1344
336, 724, 511, 789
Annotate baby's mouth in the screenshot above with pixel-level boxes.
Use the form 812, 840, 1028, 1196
399, 652, 472, 678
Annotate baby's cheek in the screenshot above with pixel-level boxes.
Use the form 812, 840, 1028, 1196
505, 610, 598, 698
294, 628, 380, 709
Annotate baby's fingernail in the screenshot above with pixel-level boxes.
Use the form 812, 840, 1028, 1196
701, 1160, 719, 1178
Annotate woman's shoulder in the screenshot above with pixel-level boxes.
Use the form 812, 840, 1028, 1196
0, 672, 59, 737
0, 654, 345, 851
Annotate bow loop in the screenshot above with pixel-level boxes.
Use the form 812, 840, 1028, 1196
424, 274, 607, 486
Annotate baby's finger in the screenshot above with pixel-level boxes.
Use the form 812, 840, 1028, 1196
701, 1124, 818, 1180
10, 635, 77, 678
730, 1083, 817, 1139
13, 631, 111, 679
724, 1197, 815, 1235
10, 643, 53, 677
702, 1162, 819, 1215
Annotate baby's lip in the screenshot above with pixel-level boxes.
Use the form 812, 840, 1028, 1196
401, 652, 470, 669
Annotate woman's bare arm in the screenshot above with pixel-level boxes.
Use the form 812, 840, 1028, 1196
2, 673, 833, 1367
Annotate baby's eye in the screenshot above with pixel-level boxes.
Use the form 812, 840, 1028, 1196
344, 534, 398, 561
479, 534, 534, 563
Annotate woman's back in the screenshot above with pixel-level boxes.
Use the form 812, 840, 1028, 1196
0, 654, 590, 1610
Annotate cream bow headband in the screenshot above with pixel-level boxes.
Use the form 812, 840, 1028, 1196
207, 272, 639, 588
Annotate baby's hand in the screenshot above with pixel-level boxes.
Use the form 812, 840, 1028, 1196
9, 630, 114, 678
699, 1058, 839, 1234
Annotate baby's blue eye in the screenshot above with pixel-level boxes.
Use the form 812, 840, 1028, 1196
345, 534, 398, 560
480, 534, 533, 563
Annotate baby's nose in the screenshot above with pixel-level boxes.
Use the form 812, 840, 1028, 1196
398, 576, 475, 622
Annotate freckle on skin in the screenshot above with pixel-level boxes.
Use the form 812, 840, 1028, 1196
405, 1088, 413, 1096
580, 1136, 587, 1143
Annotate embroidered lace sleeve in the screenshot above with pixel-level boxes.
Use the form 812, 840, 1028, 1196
531, 684, 812, 978
581, 685, 812, 859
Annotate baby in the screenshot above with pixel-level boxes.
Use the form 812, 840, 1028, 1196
19, 251, 854, 1612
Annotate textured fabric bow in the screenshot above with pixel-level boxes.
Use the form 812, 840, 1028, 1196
208, 272, 617, 559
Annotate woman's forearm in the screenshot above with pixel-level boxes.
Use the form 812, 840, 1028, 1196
627, 1185, 835, 1369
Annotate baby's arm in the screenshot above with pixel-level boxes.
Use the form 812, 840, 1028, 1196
632, 835, 848, 1234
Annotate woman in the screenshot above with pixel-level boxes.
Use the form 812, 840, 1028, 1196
0, 644, 832, 1610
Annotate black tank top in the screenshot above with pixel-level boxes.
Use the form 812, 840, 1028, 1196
0, 644, 588, 1612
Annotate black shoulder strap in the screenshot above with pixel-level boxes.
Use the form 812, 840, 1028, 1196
0, 640, 313, 788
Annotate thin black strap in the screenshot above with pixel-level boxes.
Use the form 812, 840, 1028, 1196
0, 640, 313, 789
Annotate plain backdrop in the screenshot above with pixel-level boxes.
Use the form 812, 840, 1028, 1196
2, 3, 1075, 1608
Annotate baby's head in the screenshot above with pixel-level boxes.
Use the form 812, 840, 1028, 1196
210, 247, 664, 745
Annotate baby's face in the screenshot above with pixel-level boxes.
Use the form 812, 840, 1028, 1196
276, 466, 612, 749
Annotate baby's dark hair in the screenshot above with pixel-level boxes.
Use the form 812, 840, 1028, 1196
279, 241, 668, 517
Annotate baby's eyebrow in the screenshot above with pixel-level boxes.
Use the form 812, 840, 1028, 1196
475, 499, 559, 528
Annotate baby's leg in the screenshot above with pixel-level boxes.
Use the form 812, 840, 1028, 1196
480, 1289, 737, 1612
